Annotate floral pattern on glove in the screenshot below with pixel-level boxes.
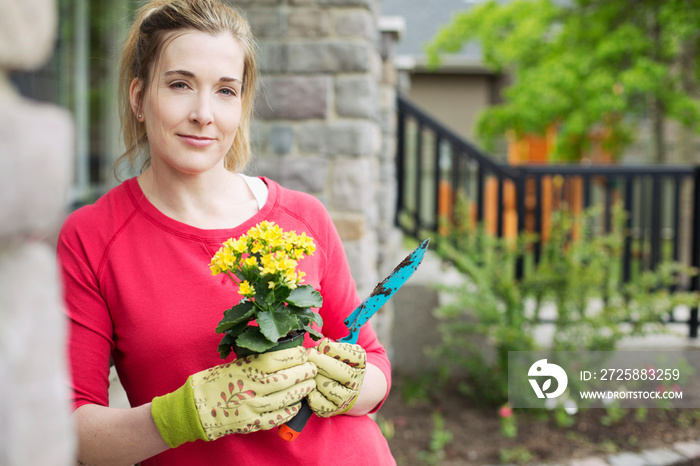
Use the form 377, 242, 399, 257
306, 338, 367, 417
192, 346, 317, 439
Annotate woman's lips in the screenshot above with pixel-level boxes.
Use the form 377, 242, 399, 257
178, 134, 216, 148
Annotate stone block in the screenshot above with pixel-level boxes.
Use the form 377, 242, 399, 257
0, 0, 56, 71
379, 137, 396, 165
332, 212, 366, 241
368, 300, 394, 355
256, 75, 329, 119
318, 0, 374, 6
641, 448, 685, 466
378, 85, 396, 112
245, 8, 285, 38
376, 226, 403, 274
378, 108, 396, 135
369, 47, 383, 82
288, 9, 332, 37
297, 121, 379, 157
607, 452, 647, 466
330, 157, 374, 212
568, 458, 610, 466
335, 74, 378, 119
279, 156, 329, 193
249, 120, 267, 155
380, 60, 398, 85
1, 243, 76, 466
376, 181, 396, 223
258, 42, 287, 73
0, 99, 72, 238
287, 42, 372, 73
246, 153, 329, 194
342, 233, 378, 297
245, 154, 281, 180
268, 125, 296, 155
334, 9, 375, 39
673, 441, 700, 458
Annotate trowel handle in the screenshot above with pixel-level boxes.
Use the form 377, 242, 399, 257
277, 399, 312, 441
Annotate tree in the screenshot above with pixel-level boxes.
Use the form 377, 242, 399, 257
426, 0, 700, 163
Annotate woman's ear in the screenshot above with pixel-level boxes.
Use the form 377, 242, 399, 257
129, 78, 144, 121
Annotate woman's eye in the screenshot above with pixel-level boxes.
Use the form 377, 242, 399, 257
219, 88, 237, 97
170, 82, 189, 90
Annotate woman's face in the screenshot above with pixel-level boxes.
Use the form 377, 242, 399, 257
131, 30, 245, 177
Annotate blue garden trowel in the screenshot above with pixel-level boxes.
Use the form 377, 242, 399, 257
278, 238, 430, 441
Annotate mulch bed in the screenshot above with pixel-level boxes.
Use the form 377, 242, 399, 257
379, 375, 700, 465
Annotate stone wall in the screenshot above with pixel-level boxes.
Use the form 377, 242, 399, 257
0, 0, 76, 464
233, 0, 403, 347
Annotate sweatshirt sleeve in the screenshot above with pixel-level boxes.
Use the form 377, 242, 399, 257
57, 209, 114, 410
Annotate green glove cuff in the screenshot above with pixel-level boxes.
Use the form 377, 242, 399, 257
151, 377, 208, 448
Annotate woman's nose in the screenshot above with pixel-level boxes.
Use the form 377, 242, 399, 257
189, 95, 214, 126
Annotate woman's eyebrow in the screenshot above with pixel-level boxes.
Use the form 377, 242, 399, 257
164, 69, 195, 78
164, 69, 242, 84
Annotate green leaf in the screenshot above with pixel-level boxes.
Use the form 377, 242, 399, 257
257, 309, 297, 343
288, 306, 323, 328
216, 301, 255, 333
236, 326, 277, 353
304, 325, 324, 341
287, 285, 323, 308
217, 332, 237, 360
223, 321, 250, 340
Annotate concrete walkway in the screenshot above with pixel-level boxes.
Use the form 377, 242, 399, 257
486, 440, 700, 466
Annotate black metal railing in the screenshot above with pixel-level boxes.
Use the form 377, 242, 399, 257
395, 94, 700, 337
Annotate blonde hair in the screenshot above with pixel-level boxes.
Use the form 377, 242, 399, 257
116, 0, 258, 176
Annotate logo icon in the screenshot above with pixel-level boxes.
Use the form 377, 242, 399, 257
528, 359, 568, 398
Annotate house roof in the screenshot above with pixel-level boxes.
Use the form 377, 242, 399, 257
381, 0, 487, 64
381, 0, 569, 71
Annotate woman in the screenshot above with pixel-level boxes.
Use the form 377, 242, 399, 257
57, 1, 395, 464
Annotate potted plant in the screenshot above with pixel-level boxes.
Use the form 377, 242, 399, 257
209, 221, 324, 358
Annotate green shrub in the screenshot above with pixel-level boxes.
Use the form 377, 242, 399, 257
431, 199, 699, 406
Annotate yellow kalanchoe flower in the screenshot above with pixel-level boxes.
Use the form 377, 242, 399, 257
239, 280, 255, 297
209, 221, 315, 291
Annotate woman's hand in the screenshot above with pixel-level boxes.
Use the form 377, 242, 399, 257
306, 338, 367, 417
152, 346, 316, 447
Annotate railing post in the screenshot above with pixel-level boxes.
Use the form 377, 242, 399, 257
477, 165, 485, 224
414, 123, 423, 238
622, 176, 634, 285
650, 175, 662, 270
534, 175, 542, 265
433, 135, 441, 232
496, 176, 504, 238
690, 168, 700, 338
395, 96, 406, 230
515, 171, 526, 280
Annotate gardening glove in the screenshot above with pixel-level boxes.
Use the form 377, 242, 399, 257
306, 338, 366, 417
151, 346, 316, 448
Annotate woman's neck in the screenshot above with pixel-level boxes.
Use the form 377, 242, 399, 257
137, 164, 259, 230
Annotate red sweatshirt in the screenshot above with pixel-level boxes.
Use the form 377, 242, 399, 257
58, 177, 395, 465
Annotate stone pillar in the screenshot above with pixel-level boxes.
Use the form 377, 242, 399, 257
233, 0, 403, 346
0, 0, 76, 464
371, 15, 405, 357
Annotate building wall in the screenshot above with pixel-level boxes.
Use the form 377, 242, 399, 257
406, 72, 495, 141
232, 0, 402, 349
